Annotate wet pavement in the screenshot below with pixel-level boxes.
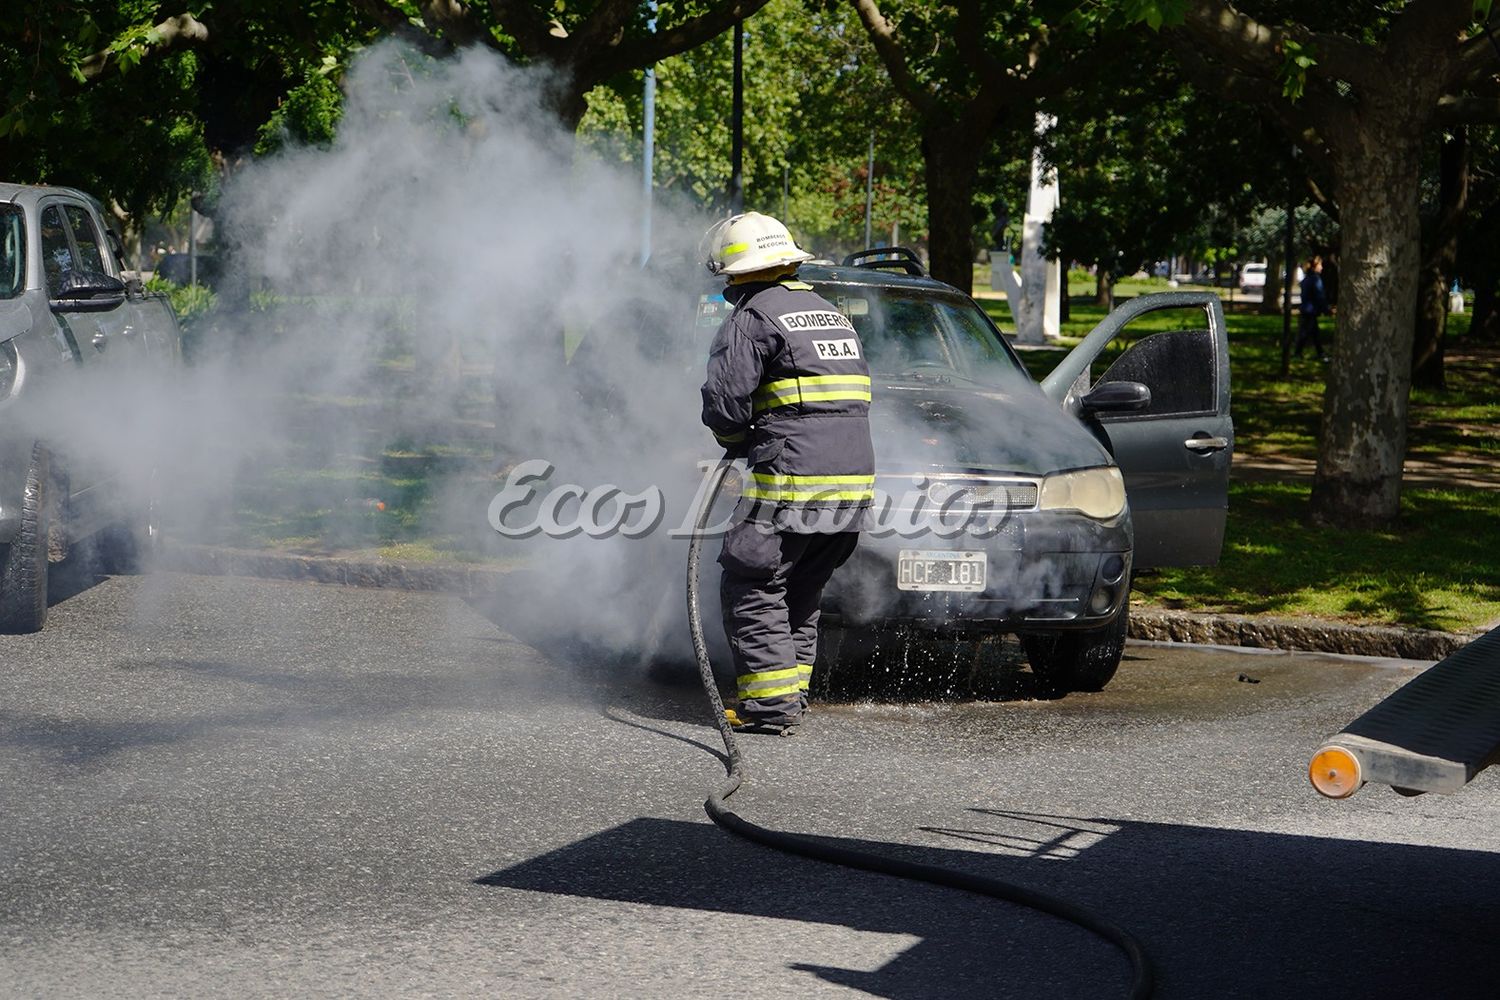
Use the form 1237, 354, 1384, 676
2, 572, 1497, 998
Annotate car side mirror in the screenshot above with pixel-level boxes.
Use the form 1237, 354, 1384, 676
1079, 380, 1152, 414
49, 271, 127, 312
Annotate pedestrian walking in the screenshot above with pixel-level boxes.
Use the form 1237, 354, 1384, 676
1295, 255, 1331, 361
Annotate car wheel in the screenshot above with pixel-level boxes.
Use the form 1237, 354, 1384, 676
100, 468, 161, 574
1021, 595, 1129, 694
0, 447, 51, 634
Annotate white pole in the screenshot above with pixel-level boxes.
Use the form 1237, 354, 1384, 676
641, 4, 658, 264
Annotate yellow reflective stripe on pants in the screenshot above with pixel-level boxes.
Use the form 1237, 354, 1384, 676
797, 663, 813, 693
738, 666, 803, 700
752, 374, 872, 413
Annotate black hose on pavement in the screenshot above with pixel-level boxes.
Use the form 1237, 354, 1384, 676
686, 455, 1153, 999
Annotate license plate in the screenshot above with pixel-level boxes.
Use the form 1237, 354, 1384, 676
896, 550, 988, 592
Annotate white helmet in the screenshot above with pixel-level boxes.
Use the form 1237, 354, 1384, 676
703, 212, 813, 277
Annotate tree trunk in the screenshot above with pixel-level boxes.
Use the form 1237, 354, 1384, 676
1473, 282, 1498, 339
1059, 264, 1070, 323
1259, 251, 1284, 315
921, 126, 983, 294
1412, 130, 1468, 390
1411, 260, 1451, 390
1094, 268, 1113, 310
1309, 135, 1424, 526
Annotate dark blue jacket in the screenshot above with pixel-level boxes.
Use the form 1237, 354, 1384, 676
1300, 271, 1328, 316
701, 278, 875, 532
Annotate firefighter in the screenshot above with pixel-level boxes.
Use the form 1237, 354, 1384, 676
699, 213, 875, 732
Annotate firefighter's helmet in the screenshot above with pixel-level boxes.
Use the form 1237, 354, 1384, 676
702, 212, 813, 277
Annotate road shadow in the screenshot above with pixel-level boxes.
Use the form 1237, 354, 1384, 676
475, 810, 1500, 999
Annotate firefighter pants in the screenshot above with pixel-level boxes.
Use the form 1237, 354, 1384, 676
719, 522, 860, 722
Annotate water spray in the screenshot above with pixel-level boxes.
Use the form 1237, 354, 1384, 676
686, 454, 1154, 999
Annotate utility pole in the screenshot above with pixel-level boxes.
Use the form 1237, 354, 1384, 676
729, 20, 744, 214
863, 131, 874, 249
641, 3, 657, 263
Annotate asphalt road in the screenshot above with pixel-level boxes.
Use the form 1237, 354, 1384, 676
3, 572, 1498, 999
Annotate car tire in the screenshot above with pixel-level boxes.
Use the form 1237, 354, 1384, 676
1021, 595, 1129, 694
100, 468, 161, 574
0, 447, 51, 634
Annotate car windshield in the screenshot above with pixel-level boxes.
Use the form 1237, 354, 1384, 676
0, 205, 22, 299
810, 282, 1030, 388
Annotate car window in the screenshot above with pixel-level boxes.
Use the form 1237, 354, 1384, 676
1091, 304, 1218, 416
64, 205, 107, 274
814, 284, 1030, 388
0, 206, 22, 299
40, 205, 76, 296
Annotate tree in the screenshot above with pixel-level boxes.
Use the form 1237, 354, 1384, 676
1138, 0, 1500, 525
348, 0, 777, 129
577, 0, 926, 254
1040, 47, 1282, 307
0, 6, 214, 224
849, 0, 1091, 293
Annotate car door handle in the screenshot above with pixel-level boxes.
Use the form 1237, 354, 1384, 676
1183, 436, 1229, 452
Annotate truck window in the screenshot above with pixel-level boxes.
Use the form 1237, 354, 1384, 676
0, 206, 21, 298
40, 205, 77, 296
64, 205, 107, 275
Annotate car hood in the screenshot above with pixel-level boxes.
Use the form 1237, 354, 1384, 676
869, 374, 1114, 476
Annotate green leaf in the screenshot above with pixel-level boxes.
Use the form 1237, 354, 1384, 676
1475, 0, 1493, 22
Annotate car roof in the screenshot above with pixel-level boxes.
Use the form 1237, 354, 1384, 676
0, 181, 98, 207
799, 262, 963, 295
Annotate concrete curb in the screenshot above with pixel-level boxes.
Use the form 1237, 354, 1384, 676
157, 543, 1474, 662
157, 543, 515, 598
1128, 609, 1468, 662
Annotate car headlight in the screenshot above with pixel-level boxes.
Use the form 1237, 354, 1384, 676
1037, 466, 1126, 519
0, 341, 17, 399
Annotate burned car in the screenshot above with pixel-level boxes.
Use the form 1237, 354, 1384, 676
680, 250, 1231, 692
550, 248, 1231, 694
0, 183, 181, 633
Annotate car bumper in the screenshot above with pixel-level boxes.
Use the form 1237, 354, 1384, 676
825, 509, 1132, 631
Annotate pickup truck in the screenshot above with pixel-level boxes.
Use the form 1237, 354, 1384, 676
0, 182, 182, 633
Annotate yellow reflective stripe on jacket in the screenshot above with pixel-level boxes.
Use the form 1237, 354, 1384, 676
714, 428, 747, 445
780, 280, 814, 290
743, 472, 875, 503
752, 374, 872, 413
738, 666, 803, 700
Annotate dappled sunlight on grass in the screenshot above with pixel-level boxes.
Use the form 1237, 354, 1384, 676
1133, 483, 1500, 632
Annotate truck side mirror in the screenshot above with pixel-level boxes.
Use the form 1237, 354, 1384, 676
50, 271, 127, 312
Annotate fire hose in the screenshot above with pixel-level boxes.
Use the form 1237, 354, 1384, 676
686, 455, 1153, 999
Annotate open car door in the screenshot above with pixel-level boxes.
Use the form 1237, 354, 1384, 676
1040, 292, 1232, 569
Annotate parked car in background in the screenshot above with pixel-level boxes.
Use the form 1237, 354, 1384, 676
0, 182, 181, 633
1239, 262, 1267, 293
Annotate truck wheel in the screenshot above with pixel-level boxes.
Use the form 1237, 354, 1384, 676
100, 468, 161, 574
0, 448, 51, 634
1021, 596, 1129, 694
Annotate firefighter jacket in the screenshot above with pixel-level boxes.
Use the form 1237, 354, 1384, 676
701, 278, 876, 533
